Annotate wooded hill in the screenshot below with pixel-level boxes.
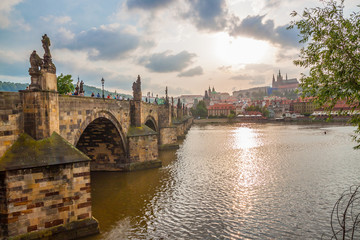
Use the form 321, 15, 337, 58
0, 81, 131, 98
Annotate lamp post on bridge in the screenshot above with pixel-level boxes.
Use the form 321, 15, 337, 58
101, 77, 105, 99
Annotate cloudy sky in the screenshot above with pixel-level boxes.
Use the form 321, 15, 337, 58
0, 0, 358, 96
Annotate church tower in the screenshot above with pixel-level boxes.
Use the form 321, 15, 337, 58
277, 70, 283, 84
272, 74, 276, 88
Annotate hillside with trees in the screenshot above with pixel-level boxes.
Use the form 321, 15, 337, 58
0, 80, 131, 99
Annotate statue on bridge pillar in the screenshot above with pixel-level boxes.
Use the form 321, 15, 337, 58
28, 34, 57, 91
177, 98, 183, 119
41, 34, 56, 74
28, 50, 42, 90
132, 75, 142, 101
80, 80, 84, 95
171, 97, 174, 118
24, 34, 59, 139
165, 86, 169, 106
131, 75, 142, 127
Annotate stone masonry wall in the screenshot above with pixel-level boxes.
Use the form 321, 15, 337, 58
176, 123, 185, 138
0, 172, 6, 238
58, 96, 130, 146
1, 162, 91, 237
128, 135, 158, 163
158, 105, 171, 128
22, 91, 59, 140
159, 127, 177, 146
141, 103, 158, 128
0, 92, 23, 158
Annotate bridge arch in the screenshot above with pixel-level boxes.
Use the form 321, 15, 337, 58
144, 115, 158, 132
74, 110, 128, 170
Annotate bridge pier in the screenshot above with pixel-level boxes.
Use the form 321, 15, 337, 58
0, 133, 99, 239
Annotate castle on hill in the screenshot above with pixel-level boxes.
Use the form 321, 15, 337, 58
272, 70, 299, 90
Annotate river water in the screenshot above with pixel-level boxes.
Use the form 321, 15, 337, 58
86, 123, 359, 239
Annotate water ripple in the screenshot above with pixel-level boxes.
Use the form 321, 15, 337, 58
88, 124, 359, 240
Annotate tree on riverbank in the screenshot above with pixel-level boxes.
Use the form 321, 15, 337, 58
191, 100, 208, 118
289, 0, 360, 148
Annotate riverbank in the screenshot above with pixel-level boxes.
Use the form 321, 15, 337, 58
193, 117, 351, 125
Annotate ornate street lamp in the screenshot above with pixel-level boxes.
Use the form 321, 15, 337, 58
101, 77, 105, 99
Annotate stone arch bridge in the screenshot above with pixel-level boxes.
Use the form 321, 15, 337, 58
0, 36, 192, 240
0, 80, 192, 172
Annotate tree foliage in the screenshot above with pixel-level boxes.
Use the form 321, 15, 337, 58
0, 81, 28, 91
57, 73, 74, 94
245, 105, 269, 117
289, 0, 360, 148
191, 100, 208, 118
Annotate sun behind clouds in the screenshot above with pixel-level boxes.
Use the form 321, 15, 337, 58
214, 33, 271, 66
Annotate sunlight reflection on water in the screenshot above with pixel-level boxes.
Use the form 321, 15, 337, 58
86, 123, 359, 240
232, 126, 262, 150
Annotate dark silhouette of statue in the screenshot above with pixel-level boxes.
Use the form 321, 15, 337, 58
165, 86, 169, 106
41, 34, 56, 73
42, 34, 51, 58
132, 75, 142, 101
29, 50, 42, 73
80, 80, 84, 94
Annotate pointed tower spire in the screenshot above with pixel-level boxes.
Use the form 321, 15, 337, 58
272, 74, 275, 86
286, 73, 288, 81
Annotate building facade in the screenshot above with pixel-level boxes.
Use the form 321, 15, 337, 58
208, 103, 235, 117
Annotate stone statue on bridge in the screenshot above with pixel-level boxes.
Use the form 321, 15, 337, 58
41, 34, 56, 73
165, 86, 169, 106
29, 50, 42, 73
132, 75, 142, 101
42, 34, 51, 58
80, 80, 84, 95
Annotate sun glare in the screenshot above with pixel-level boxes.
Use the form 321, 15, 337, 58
214, 33, 270, 65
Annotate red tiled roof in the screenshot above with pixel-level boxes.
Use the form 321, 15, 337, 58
208, 104, 236, 110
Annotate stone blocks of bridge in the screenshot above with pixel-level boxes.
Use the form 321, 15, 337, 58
0, 162, 97, 238
0, 132, 99, 239
127, 125, 161, 170
22, 90, 59, 140
76, 117, 127, 171
0, 92, 24, 158
159, 127, 178, 148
